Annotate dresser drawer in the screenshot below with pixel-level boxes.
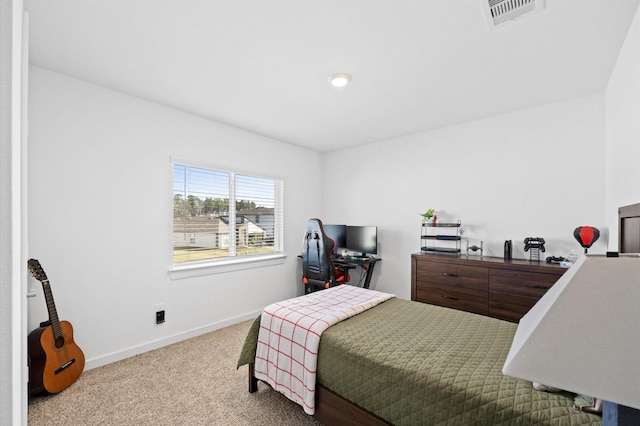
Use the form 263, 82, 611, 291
489, 293, 537, 322
416, 282, 488, 316
415, 260, 488, 292
489, 269, 560, 298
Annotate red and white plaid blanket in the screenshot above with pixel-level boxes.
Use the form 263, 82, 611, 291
253, 285, 395, 415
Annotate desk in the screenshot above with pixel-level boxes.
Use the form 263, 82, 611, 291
298, 255, 381, 290
331, 256, 381, 289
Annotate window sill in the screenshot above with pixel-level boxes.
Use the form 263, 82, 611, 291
168, 253, 287, 280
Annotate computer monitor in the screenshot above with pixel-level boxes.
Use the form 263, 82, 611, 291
346, 225, 377, 256
323, 224, 347, 250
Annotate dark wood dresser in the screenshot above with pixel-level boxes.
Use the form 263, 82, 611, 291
410, 253, 567, 322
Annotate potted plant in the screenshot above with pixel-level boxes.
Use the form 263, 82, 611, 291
421, 209, 436, 224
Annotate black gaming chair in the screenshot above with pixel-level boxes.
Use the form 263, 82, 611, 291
301, 218, 349, 294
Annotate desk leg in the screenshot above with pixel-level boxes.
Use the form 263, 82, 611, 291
363, 262, 376, 289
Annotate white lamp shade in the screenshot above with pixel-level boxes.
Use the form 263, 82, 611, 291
503, 254, 640, 410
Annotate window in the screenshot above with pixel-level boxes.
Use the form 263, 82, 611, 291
172, 161, 283, 268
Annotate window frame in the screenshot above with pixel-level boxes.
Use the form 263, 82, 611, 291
168, 157, 285, 279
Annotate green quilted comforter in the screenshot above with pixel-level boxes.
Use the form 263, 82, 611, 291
238, 297, 601, 425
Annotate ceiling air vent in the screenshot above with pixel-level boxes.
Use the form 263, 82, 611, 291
484, 0, 545, 28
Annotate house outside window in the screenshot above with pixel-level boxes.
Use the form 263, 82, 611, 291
172, 161, 283, 266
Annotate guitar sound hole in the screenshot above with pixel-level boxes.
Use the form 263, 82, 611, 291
55, 336, 65, 348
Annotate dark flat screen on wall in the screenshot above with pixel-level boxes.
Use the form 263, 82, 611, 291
323, 224, 347, 249
346, 226, 377, 255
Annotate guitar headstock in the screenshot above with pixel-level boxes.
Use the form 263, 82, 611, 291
28, 258, 49, 282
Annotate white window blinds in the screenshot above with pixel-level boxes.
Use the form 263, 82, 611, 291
172, 161, 283, 265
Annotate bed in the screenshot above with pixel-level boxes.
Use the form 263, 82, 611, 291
237, 292, 602, 425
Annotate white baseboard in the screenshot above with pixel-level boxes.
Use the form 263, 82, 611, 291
84, 310, 261, 371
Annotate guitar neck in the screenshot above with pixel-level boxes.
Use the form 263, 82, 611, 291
41, 279, 63, 340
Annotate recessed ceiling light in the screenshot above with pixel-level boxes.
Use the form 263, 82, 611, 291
330, 73, 352, 88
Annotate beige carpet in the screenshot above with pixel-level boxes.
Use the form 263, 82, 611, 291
28, 320, 323, 426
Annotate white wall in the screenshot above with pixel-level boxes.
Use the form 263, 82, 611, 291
606, 6, 640, 249
322, 94, 609, 300
27, 67, 322, 369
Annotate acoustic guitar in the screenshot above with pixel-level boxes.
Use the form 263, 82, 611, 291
27, 258, 85, 395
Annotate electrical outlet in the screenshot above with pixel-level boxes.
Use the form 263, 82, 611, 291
155, 304, 166, 325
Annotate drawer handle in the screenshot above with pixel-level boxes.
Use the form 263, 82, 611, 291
526, 284, 549, 290
442, 273, 459, 277
442, 295, 459, 301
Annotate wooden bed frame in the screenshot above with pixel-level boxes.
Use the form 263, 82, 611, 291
248, 362, 389, 425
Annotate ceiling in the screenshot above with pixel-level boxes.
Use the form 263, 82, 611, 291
25, 0, 640, 152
